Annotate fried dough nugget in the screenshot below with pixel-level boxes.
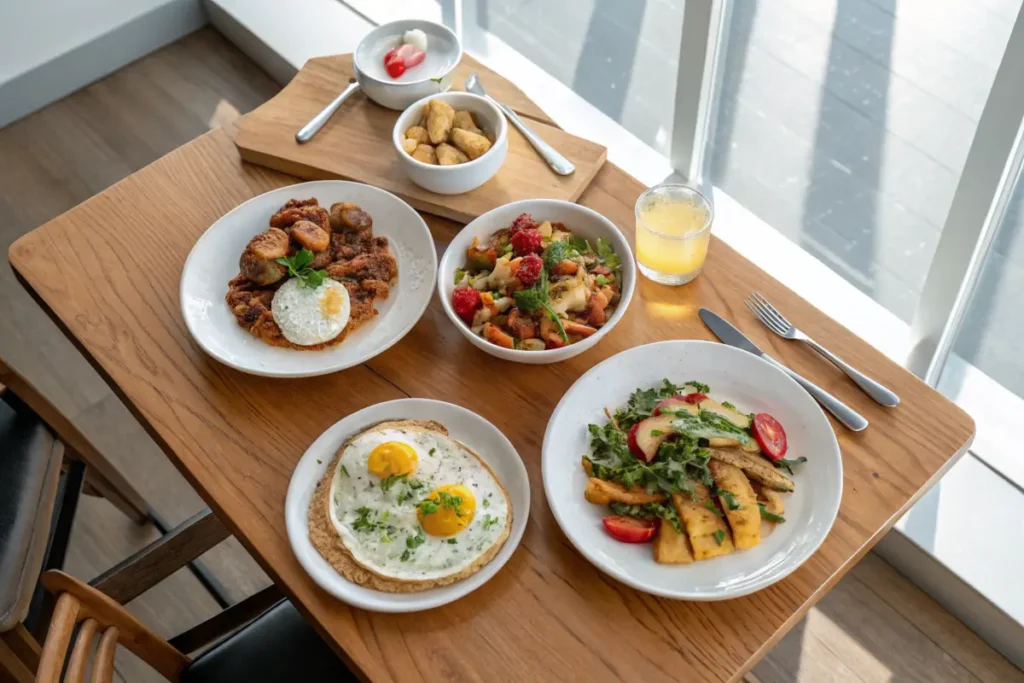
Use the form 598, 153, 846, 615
426, 99, 455, 144
436, 142, 469, 166
401, 138, 419, 155
289, 220, 330, 252
329, 202, 372, 231
412, 144, 438, 165
405, 126, 430, 144
239, 228, 288, 285
450, 127, 492, 160
452, 110, 482, 135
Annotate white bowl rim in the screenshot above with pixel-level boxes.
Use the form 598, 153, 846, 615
437, 199, 637, 360
393, 92, 508, 172
354, 19, 464, 87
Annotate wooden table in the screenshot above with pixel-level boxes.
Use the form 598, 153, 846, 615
9, 61, 973, 683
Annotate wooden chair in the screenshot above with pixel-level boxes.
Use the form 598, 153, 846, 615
36, 571, 356, 682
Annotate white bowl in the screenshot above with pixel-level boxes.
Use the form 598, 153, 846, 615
354, 20, 462, 111
285, 398, 530, 612
437, 199, 637, 364
543, 340, 843, 600
393, 92, 508, 195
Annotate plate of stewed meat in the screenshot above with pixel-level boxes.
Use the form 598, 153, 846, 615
181, 180, 437, 377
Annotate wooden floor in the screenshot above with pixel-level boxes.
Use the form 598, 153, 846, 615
1, 27, 1020, 683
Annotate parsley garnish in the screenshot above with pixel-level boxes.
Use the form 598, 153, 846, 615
406, 529, 426, 549
400, 549, 412, 562
380, 472, 409, 492
418, 499, 439, 515
437, 491, 463, 517
447, 538, 458, 544
340, 465, 349, 477
352, 507, 377, 532
275, 248, 329, 288
774, 457, 808, 475
481, 514, 499, 530
428, 448, 436, 457
712, 529, 726, 545
720, 490, 742, 511
482, 498, 490, 508
758, 503, 786, 523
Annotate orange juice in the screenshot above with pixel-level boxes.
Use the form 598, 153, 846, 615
634, 184, 713, 285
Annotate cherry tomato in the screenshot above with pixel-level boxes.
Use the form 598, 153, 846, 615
385, 59, 406, 78
626, 423, 644, 460
682, 392, 707, 404
602, 516, 657, 543
752, 413, 788, 460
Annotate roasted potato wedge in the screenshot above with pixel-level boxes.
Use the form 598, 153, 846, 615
653, 522, 694, 564
584, 478, 665, 506
672, 487, 734, 560
710, 460, 761, 550
708, 448, 794, 493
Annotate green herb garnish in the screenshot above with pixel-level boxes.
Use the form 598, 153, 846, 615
482, 498, 490, 508
418, 499, 439, 516
380, 472, 409, 492
275, 248, 329, 288
437, 491, 463, 517
340, 465, 349, 477
406, 529, 426, 549
685, 381, 711, 394
400, 549, 412, 562
596, 237, 621, 274
608, 501, 683, 533
428, 448, 436, 457
481, 514, 500, 530
712, 529, 726, 545
721, 401, 736, 411
758, 503, 786, 523
453, 267, 466, 286
704, 498, 725, 517
774, 457, 808, 475
513, 268, 568, 342
566, 235, 593, 254
447, 538, 458, 544
720, 490, 742, 511
541, 240, 579, 271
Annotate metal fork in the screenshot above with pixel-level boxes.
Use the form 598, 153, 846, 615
745, 292, 900, 407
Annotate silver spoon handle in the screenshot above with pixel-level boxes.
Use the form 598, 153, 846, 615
489, 98, 575, 176
803, 338, 899, 407
763, 355, 869, 431
296, 81, 360, 143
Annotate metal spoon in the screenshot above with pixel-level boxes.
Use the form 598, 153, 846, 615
296, 79, 359, 143
464, 72, 575, 176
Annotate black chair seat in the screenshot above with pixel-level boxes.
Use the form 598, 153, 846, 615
182, 599, 356, 683
0, 393, 62, 631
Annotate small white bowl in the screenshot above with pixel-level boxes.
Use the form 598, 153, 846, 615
393, 92, 508, 195
354, 20, 462, 111
437, 199, 637, 364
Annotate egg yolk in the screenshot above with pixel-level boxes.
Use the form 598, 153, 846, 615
417, 484, 476, 537
367, 441, 418, 477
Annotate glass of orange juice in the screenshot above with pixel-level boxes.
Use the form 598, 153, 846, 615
634, 183, 714, 285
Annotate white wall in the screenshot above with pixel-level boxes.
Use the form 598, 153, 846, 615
0, 0, 206, 127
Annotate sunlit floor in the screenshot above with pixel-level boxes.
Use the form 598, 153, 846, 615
1, 26, 1021, 683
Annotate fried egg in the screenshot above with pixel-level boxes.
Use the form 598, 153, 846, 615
271, 277, 350, 346
328, 424, 510, 582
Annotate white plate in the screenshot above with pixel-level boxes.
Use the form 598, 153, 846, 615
285, 398, 530, 612
542, 340, 842, 600
180, 181, 436, 378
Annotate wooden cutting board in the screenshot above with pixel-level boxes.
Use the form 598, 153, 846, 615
235, 54, 608, 224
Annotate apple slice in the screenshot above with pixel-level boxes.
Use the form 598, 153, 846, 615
652, 396, 700, 417
633, 414, 677, 462
698, 397, 751, 429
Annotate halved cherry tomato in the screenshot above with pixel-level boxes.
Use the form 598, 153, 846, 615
682, 392, 707, 404
602, 516, 657, 543
626, 423, 644, 460
752, 413, 788, 460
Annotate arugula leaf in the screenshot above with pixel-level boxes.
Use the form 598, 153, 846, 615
758, 503, 786, 523
712, 529, 726, 545
566, 235, 593, 254
596, 237, 621, 274
612, 379, 686, 428
685, 380, 711, 393
276, 248, 330, 289
774, 456, 808, 475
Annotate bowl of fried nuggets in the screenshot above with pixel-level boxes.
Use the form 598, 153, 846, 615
393, 92, 507, 195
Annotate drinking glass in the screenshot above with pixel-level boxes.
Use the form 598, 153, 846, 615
634, 184, 714, 285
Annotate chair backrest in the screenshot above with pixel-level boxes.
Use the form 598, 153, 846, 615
36, 571, 190, 683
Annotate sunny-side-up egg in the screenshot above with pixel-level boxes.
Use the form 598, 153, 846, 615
271, 277, 350, 346
328, 425, 509, 581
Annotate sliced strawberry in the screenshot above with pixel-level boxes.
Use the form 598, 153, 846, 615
404, 48, 425, 69
385, 59, 406, 78
384, 46, 400, 65
394, 43, 416, 61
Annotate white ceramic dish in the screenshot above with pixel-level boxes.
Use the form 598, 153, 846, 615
354, 20, 462, 111
393, 92, 508, 195
284, 398, 530, 612
180, 180, 436, 378
542, 340, 843, 600
437, 199, 637, 364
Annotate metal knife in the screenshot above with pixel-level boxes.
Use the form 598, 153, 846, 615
699, 308, 868, 431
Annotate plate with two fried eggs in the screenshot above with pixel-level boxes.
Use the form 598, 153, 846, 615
285, 399, 530, 611
180, 180, 436, 377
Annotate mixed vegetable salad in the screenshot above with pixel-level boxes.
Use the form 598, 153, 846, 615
582, 379, 804, 561
451, 213, 623, 351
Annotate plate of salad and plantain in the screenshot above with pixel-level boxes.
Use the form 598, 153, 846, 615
542, 340, 842, 600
